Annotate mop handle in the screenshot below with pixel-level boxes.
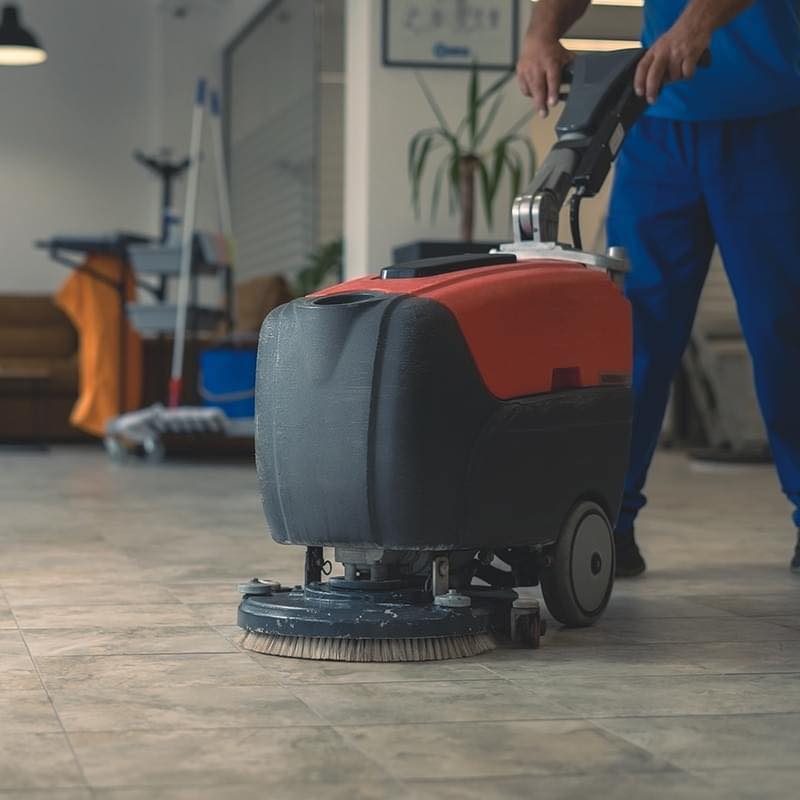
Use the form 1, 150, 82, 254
169, 77, 207, 408
209, 90, 234, 242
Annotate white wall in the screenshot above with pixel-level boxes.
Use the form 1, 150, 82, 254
154, 0, 266, 233
0, 0, 159, 294
343, 0, 611, 278
0, 0, 265, 295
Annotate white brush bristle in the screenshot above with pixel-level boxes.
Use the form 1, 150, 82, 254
240, 630, 496, 662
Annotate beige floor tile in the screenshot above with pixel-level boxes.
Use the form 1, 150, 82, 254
92, 781, 408, 800
677, 639, 800, 675
184, 603, 239, 626
0, 733, 85, 790
292, 679, 573, 725
763, 615, 800, 632
482, 643, 709, 679
596, 616, 800, 645
0, 629, 27, 657
688, 593, 800, 618
404, 771, 726, 800
0, 545, 143, 583
2, 444, 799, 792
0, 688, 61, 733
3, 582, 175, 608
259, 655, 496, 685
37, 652, 277, 690
337, 720, 668, 780
69, 727, 389, 788
163, 581, 244, 605
50, 683, 324, 731
692, 767, 800, 800
0, 653, 41, 690
602, 594, 736, 619
22, 626, 237, 657
596, 713, 800, 770
0, 597, 15, 629
0, 792, 91, 800
511, 672, 800, 717
14, 603, 202, 630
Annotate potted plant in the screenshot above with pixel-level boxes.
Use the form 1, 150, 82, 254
292, 238, 343, 297
407, 63, 536, 247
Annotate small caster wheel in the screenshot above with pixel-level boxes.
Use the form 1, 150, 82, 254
104, 435, 128, 463
141, 436, 165, 463
541, 500, 614, 628
510, 598, 544, 648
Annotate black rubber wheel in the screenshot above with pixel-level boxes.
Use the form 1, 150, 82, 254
541, 500, 614, 627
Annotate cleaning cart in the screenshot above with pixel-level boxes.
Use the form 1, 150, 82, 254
105, 79, 247, 461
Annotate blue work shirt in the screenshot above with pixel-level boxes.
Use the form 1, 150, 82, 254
643, 0, 800, 120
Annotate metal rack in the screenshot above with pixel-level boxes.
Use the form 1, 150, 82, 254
126, 232, 233, 336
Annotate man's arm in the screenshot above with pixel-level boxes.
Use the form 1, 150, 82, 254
635, 0, 756, 103
516, 0, 591, 117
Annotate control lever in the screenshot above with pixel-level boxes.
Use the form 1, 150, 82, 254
513, 48, 711, 248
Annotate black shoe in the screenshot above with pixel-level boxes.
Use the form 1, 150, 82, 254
615, 529, 646, 578
791, 530, 800, 574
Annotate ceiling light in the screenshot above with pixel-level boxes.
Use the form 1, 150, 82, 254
561, 38, 640, 52
0, 4, 46, 66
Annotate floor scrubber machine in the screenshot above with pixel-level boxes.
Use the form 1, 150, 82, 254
239, 49, 658, 662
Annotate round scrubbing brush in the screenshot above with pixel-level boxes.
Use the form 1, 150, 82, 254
238, 582, 497, 663
240, 629, 496, 662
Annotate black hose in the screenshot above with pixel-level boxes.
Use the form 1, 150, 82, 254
570, 191, 584, 251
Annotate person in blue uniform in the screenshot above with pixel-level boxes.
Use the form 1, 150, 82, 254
517, 0, 800, 576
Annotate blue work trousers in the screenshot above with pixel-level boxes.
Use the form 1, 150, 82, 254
607, 107, 800, 532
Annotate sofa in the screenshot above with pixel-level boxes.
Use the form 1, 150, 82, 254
0, 295, 82, 441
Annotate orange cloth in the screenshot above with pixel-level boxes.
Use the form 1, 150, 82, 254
55, 255, 142, 437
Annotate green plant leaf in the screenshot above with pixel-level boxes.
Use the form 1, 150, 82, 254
477, 158, 494, 229
467, 61, 479, 147
499, 109, 535, 139
408, 128, 439, 180
473, 92, 504, 149
475, 68, 514, 108
411, 135, 435, 216
429, 157, 449, 224
504, 149, 523, 208
498, 132, 537, 181
448, 156, 462, 210
415, 71, 452, 134
292, 238, 343, 297
490, 139, 506, 194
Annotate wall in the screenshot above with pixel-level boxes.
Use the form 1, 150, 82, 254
0, 0, 265, 295
153, 0, 266, 233
0, 0, 159, 294
343, 0, 611, 278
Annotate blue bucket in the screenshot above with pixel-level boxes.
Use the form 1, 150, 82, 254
199, 347, 257, 419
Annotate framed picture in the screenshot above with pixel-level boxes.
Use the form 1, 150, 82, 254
382, 0, 520, 71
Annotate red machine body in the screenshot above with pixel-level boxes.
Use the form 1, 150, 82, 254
313, 259, 631, 399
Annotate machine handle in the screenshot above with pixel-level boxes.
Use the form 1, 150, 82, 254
559, 47, 710, 94
513, 47, 711, 246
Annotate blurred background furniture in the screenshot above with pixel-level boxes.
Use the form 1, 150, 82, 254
0, 295, 83, 441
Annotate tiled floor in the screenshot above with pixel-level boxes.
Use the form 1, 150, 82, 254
1, 445, 799, 799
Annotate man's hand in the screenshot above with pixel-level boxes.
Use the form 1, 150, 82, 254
634, 19, 712, 104
516, 0, 589, 116
517, 38, 575, 118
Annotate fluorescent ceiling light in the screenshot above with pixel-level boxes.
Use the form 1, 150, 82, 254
531, 1, 643, 4
561, 38, 640, 51
0, 4, 47, 66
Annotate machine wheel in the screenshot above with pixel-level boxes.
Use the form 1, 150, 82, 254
141, 436, 165, 463
103, 435, 128, 463
541, 500, 614, 627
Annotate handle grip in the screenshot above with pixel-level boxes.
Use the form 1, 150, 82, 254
559, 46, 711, 88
